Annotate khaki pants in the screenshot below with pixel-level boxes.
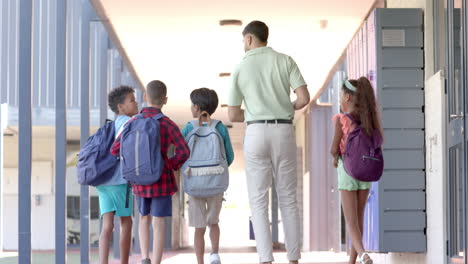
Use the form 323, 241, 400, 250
244, 123, 300, 262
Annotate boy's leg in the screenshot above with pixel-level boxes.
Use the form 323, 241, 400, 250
206, 194, 223, 254
209, 224, 220, 253
189, 196, 209, 264
149, 195, 172, 264
139, 215, 152, 260
207, 195, 223, 264
120, 216, 133, 264
152, 217, 166, 264
135, 195, 153, 262
195, 227, 207, 264
99, 212, 115, 264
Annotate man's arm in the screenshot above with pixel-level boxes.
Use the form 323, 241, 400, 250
228, 106, 245, 123
292, 85, 310, 110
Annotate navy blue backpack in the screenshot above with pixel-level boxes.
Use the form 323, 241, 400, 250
77, 120, 119, 186
119, 113, 165, 185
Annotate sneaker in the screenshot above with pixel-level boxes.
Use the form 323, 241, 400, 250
141, 258, 151, 264
210, 253, 221, 264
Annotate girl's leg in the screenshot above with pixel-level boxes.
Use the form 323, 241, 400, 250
357, 189, 371, 263
341, 190, 365, 264
120, 216, 133, 264
99, 212, 115, 264
348, 189, 370, 263
195, 227, 207, 264
139, 215, 152, 260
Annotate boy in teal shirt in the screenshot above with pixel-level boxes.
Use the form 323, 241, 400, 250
181, 88, 234, 264
97, 86, 139, 264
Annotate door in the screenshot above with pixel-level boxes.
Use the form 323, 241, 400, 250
446, 0, 467, 263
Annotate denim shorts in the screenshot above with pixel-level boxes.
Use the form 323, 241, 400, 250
337, 158, 371, 191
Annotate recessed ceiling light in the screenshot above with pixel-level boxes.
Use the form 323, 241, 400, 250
319, 20, 328, 30
219, 19, 243, 26
219, 73, 231, 77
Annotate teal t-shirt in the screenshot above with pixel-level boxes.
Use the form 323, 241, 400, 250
181, 121, 234, 166
98, 115, 131, 186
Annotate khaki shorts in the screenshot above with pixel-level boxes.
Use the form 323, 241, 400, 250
188, 194, 223, 228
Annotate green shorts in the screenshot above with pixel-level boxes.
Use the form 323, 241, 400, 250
337, 158, 371, 191
96, 184, 133, 217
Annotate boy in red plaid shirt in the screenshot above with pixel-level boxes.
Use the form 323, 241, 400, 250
111, 80, 190, 264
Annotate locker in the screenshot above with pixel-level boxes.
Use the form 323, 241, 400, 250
357, 9, 426, 252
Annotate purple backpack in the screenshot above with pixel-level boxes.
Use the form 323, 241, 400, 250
343, 113, 384, 182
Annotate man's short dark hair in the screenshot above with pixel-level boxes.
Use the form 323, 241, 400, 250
108, 85, 135, 114
146, 80, 167, 105
242, 20, 269, 43
190, 88, 219, 116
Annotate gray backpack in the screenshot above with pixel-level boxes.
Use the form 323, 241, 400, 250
182, 119, 229, 197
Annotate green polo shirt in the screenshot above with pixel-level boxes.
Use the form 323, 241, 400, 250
228, 47, 307, 122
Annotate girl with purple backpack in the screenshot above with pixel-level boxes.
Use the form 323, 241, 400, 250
330, 77, 383, 264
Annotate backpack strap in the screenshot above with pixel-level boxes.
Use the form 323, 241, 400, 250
209, 119, 221, 128
344, 113, 356, 123
189, 120, 200, 128
152, 113, 165, 120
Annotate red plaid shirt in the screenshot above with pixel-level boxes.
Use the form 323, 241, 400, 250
111, 107, 190, 197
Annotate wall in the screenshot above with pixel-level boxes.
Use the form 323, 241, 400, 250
2, 135, 101, 250
303, 103, 341, 252
386, 0, 425, 8
3, 154, 55, 250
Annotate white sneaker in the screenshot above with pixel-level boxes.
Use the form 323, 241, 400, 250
210, 253, 221, 264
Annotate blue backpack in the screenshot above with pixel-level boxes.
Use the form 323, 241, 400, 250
182, 120, 229, 197
119, 113, 165, 185
77, 120, 119, 186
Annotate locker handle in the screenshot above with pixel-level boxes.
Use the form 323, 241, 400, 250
450, 113, 464, 119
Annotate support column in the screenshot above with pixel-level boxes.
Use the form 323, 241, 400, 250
80, 1, 93, 263
0, 104, 6, 252
55, 0, 68, 262
18, 0, 33, 262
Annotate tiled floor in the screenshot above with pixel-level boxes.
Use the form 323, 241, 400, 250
103, 248, 349, 264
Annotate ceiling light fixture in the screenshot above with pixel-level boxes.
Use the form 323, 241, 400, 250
219, 19, 243, 26
319, 19, 328, 30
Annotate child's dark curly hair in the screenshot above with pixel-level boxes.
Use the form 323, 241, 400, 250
108, 86, 135, 114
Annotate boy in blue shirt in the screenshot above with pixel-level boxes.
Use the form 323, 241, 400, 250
181, 88, 234, 264
97, 86, 139, 264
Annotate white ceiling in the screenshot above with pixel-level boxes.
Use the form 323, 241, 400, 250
97, 0, 377, 126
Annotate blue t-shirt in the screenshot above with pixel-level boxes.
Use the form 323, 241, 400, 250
181, 121, 234, 166
98, 115, 131, 186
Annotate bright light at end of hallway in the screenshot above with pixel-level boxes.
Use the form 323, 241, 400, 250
97, 0, 376, 125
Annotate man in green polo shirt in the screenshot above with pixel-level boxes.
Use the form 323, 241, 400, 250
228, 21, 310, 264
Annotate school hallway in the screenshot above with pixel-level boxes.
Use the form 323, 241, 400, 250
2, 0, 468, 264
